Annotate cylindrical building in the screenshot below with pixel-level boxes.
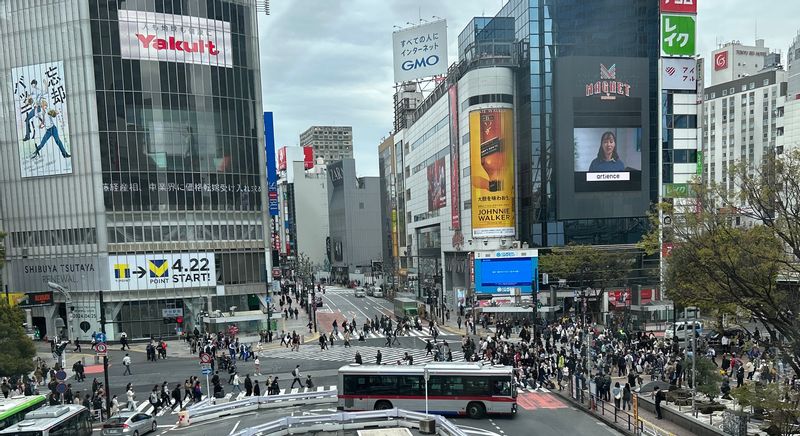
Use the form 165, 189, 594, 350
0, 0, 268, 340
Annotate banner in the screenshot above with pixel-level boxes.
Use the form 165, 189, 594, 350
303, 146, 314, 169
392, 20, 447, 83
118, 10, 233, 68
12, 61, 73, 178
448, 85, 461, 230
426, 158, 446, 211
661, 58, 697, 91
109, 253, 216, 291
264, 112, 279, 216
469, 109, 515, 238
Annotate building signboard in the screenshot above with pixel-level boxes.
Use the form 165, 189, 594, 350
303, 146, 314, 170
472, 250, 538, 295
12, 61, 73, 178
264, 112, 279, 216
662, 58, 697, 91
448, 85, 461, 230
11, 256, 106, 292
663, 183, 695, 198
392, 20, 448, 83
661, 14, 696, 57
714, 51, 728, 71
426, 158, 446, 211
659, 0, 697, 14
109, 253, 216, 291
468, 108, 516, 238
118, 10, 233, 68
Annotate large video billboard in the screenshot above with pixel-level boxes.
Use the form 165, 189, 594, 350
427, 158, 446, 211
473, 249, 538, 295
12, 61, 73, 178
573, 127, 642, 191
118, 10, 233, 68
554, 56, 651, 220
392, 20, 447, 83
469, 109, 515, 238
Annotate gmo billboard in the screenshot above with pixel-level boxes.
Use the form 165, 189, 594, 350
554, 56, 651, 220
392, 20, 448, 83
473, 250, 538, 295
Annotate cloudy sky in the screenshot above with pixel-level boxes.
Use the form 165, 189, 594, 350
258, 0, 800, 177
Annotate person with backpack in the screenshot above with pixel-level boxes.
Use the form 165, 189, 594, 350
290, 365, 304, 389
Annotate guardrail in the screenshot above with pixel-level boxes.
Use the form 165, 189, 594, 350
231, 408, 467, 436
178, 389, 338, 426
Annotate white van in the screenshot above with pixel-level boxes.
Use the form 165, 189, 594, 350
664, 321, 704, 342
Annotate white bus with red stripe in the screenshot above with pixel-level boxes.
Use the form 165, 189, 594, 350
337, 362, 517, 418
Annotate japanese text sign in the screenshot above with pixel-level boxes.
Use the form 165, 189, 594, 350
392, 20, 448, 83
660, 0, 697, 14
662, 58, 697, 91
661, 15, 696, 57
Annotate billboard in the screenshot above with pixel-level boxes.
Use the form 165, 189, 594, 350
427, 158, 446, 211
573, 127, 642, 191
662, 58, 697, 91
264, 112, 279, 216
12, 61, 73, 178
392, 20, 447, 83
473, 250, 538, 295
329, 161, 344, 186
448, 85, 461, 230
277, 146, 287, 171
713, 51, 728, 71
303, 146, 314, 170
11, 256, 105, 292
660, 0, 697, 14
118, 10, 233, 68
661, 14, 696, 57
469, 109, 515, 238
108, 253, 215, 291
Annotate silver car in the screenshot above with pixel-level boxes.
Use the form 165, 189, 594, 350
102, 411, 157, 436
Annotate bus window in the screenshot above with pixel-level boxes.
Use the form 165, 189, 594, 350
491, 378, 511, 396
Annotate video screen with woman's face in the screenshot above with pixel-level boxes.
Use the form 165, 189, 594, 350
573, 127, 642, 192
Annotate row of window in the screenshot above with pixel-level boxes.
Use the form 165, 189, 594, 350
108, 224, 263, 243
10, 228, 97, 249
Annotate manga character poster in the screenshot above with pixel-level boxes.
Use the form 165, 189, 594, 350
12, 61, 72, 178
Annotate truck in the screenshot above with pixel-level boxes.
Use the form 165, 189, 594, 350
393, 297, 419, 319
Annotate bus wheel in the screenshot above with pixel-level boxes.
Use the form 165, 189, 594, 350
466, 402, 485, 419
374, 400, 393, 410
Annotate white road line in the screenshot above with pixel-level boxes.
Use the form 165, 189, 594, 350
228, 420, 240, 435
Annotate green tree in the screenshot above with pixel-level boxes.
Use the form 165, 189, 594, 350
640, 149, 800, 375
691, 356, 722, 401
732, 382, 800, 436
539, 244, 640, 292
0, 301, 36, 377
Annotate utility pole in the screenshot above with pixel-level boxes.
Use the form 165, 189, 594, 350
99, 290, 111, 417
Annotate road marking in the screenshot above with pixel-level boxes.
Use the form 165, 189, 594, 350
457, 425, 503, 436
228, 420, 240, 435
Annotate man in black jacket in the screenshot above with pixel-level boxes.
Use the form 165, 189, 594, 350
244, 374, 253, 396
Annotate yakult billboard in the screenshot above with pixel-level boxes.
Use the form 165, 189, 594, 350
118, 10, 233, 68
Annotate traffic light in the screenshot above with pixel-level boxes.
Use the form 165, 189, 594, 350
176, 316, 184, 326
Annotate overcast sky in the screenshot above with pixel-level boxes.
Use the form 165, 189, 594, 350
258, 0, 800, 177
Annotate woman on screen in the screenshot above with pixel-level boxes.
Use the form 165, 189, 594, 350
588, 131, 624, 172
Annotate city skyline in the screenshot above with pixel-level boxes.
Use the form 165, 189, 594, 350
258, 0, 800, 177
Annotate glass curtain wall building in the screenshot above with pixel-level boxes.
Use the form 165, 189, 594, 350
0, 0, 267, 340
487, 0, 660, 246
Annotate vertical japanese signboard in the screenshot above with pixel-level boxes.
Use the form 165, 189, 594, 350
392, 20, 448, 83
661, 14, 696, 57
469, 109, 515, 238
264, 112, 279, 216
448, 85, 461, 230
661, 58, 697, 91
12, 61, 72, 178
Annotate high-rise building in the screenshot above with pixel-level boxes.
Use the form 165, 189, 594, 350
701, 69, 786, 191
710, 40, 772, 86
382, 0, 662, 312
300, 126, 353, 164
0, 1, 268, 340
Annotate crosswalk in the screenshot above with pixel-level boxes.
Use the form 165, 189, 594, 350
321, 328, 452, 341
266, 343, 466, 365
134, 385, 339, 416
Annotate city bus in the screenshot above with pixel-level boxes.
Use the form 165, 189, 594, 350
337, 362, 516, 418
0, 395, 47, 430
0, 404, 92, 436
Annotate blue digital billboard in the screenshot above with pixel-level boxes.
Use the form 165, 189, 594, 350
473, 250, 538, 295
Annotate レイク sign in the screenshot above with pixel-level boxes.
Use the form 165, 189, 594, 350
118, 10, 233, 68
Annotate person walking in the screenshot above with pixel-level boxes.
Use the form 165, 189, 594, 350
122, 354, 132, 375
290, 365, 304, 389
171, 383, 183, 411
149, 386, 161, 415
244, 374, 253, 396
622, 383, 632, 411
232, 373, 242, 394
270, 377, 280, 395
126, 385, 136, 411
253, 380, 261, 396
254, 357, 261, 376
376, 350, 382, 365
120, 332, 130, 351
355, 351, 362, 364
612, 382, 622, 410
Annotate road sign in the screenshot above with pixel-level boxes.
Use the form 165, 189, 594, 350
661, 14, 696, 57
201, 368, 213, 375
199, 353, 212, 364
95, 333, 107, 343
55, 370, 67, 381
200, 363, 212, 370
96, 342, 108, 356
56, 383, 67, 394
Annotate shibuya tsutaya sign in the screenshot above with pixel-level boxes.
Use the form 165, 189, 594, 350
118, 10, 233, 68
